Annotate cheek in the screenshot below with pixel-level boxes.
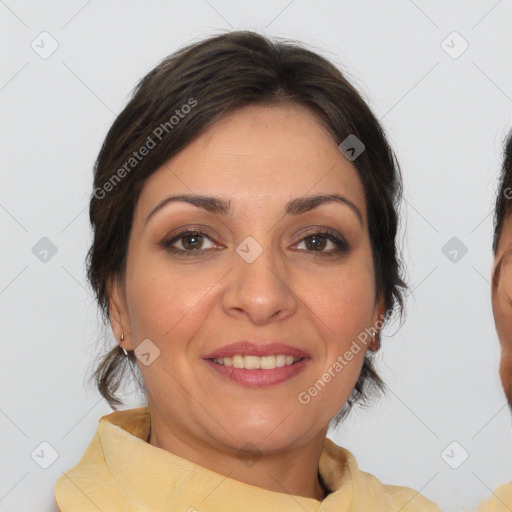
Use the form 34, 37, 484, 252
302, 259, 377, 342
125, 255, 221, 343
292, 264, 373, 419
493, 253, 512, 334
493, 287, 512, 403
492, 294, 512, 359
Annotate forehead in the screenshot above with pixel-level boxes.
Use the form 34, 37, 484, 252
136, 104, 366, 220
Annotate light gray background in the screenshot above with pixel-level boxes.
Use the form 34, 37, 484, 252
1, 1, 512, 511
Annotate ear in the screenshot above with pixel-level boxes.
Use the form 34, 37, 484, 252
107, 275, 134, 351
368, 297, 386, 352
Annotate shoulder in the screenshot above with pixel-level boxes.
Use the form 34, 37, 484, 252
478, 481, 512, 511
323, 439, 440, 511
54, 407, 149, 511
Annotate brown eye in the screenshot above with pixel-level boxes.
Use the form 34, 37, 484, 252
304, 234, 327, 251
293, 229, 349, 255
181, 233, 204, 250
162, 230, 217, 256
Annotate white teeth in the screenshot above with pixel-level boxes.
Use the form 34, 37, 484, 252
275, 355, 286, 367
260, 355, 275, 369
212, 354, 302, 369
233, 355, 244, 368
245, 356, 260, 369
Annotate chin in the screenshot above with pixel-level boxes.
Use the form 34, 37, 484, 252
229, 435, 300, 456
223, 421, 311, 453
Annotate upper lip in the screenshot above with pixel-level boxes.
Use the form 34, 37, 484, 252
203, 341, 310, 359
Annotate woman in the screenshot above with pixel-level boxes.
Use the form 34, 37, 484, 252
478, 132, 512, 511
54, 31, 439, 511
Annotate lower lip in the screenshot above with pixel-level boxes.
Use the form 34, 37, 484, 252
204, 358, 309, 387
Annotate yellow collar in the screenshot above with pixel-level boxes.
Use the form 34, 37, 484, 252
55, 407, 439, 512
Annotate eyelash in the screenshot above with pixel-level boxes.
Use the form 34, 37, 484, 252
160, 227, 349, 258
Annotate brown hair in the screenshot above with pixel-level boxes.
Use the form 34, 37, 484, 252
86, 30, 406, 424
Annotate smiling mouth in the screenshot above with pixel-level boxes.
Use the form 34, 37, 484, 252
211, 355, 304, 370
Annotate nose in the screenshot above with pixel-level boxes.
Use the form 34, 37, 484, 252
221, 242, 298, 326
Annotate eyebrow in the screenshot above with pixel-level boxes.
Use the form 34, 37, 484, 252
145, 193, 363, 226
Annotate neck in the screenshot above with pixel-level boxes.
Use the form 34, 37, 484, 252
147, 406, 329, 501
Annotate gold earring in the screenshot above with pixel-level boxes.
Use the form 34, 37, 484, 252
120, 332, 128, 357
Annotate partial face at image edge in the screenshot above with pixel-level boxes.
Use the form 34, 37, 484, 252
492, 134, 512, 411
493, 217, 512, 410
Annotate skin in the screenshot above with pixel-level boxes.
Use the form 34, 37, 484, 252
108, 104, 384, 501
492, 214, 512, 407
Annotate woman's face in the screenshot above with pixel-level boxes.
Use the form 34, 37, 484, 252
493, 214, 512, 407
110, 104, 384, 452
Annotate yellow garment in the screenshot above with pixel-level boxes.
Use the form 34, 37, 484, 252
478, 482, 512, 511
55, 407, 439, 511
